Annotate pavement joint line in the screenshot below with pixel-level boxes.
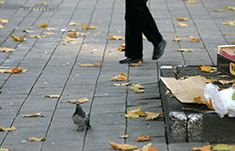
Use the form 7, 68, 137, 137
182, 0, 214, 66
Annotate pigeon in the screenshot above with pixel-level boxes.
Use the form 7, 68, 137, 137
72, 101, 91, 131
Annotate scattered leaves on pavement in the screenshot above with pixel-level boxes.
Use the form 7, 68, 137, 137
0, 25, 3, 30
0, 19, 10, 23
109, 35, 125, 40
63, 36, 77, 42
135, 135, 152, 142
129, 84, 145, 93
178, 49, 193, 52
69, 22, 82, 26
225, 6, 235, 11
0, 126, 17, 131
110, 142, 137, 150
178, 23, 188, 27
187, 0, 198, 3
28, 136, 47, 142
119, 135, 129, 139
22, 112, 44, 118
11, 36, 26, 41
173, 38, 181, 42
79, 62, 103, 67
83, 23, 97, 29
44, 95, 60, 98
174, 18, 188, 21
114, 83, 132, 86
197, 65, 217, 73
110, 73, 128, 81
223, 20, 235, 26
0, 47, 15, 52
67, 98, 89, 104
144, 112, 164, 120
118, 44, 125, 51
189, 36, 200, 42
30, 35, 47, 38
130, 61, 143, 67
125, 107, 145, 118
38, 23, 49, 28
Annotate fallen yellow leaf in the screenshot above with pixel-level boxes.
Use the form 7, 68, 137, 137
118, 44, 125, 51
125, 107, 145, 118
0, 25, 3, 30
144, 112, 164, 120
0, 148, 9, 151
189, 36, 200, 42
187, 0, 198, 3
11, 36, 26, 41
192, 145, 212, 151
223, 20, 235, 26
173, 38, 181, 41
0, 126, 17, 131
178, 49, 193, 52
39, 2, 49, 5
134, 143, 157, 151
79, 62, 103, 67
69, 22, 82, 26
110, 73, 128, 81
114, 83, 132, 86
0, 1, 5, 4
38, 23, 49, 28
68, 32, 79, 38
22, 112, 42, 118
44, 32, 54, 35
63, 36, 77, 42
178, 23, 188, 27
0, 47, 15, 52
109, 35, 125, 40
28, 136, 47, 142
174, 18, 188, 21
83, 23, 97, 29
110, 142, 137, 150
44, 95, 60, 98
129, 84, 145, 93
225, 6, 235, 11
67, 98, 89, 104
135, 135, 152, 142
0, 19, 10, 23
197, 65, 217, 73
11, 67, 28, 74
30, 35, 47, 38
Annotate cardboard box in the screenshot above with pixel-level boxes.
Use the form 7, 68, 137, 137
217, 45, 235, 78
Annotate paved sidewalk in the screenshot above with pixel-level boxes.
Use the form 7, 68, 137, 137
0, 0, 234, 150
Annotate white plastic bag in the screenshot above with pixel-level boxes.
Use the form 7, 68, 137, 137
204, 83, 235, 118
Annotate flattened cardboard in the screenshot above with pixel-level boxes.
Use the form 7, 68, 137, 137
160, 77, 207, 103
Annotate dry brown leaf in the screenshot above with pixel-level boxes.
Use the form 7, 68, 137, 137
38, 23, 48, 28
219, 79, 235, 85
0, 19, 10, 23
119, 135, 129, 139
144, 112, 164, 120
134, 143, 157, 151
110, 142, 137, 150
0, 106, 2, 109
178, 23, 188, 27
0, 126, 17, 131
22, 112, 42, 118
83, 23, 97, 29
109, 35, 125, 40
231, 41, 235, 44
11, 36, 26, 41
77, 32, 87, 35
129, 84, 145, 93
28, 136, 47, 142
125, 107, 145, 118
44, 32, 54, 35
135, 135, 152, 142
174, 18, 188, 21
173, 38, 181, 41
110, 73, 128, 81
130, 61, 143, 67
197, 65, 217, 73
118, 44, 125, 51
44, 95, 60, 98
205, 100, 214, 110
214, 9, 226, 12
0, 47, 15, 52
67, 98, 89, 104
68, 32, 79, 38
79, 62, 103, 67
189, 36, 200, 42
39, 2, 49, 5
69, 22, 82, 26
10, 67, 28, 74
98, 20, 103, 24
172, 68, 178, 75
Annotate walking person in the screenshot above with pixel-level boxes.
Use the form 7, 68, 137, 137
119, 0, 167, 64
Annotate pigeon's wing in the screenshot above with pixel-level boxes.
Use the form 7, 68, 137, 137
72, 114, 79, 124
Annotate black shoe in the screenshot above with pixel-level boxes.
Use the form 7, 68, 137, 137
152, 39, 167, 60
119, 57, 143, 64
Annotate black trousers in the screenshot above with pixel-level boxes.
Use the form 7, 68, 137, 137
125, 0, 163, 59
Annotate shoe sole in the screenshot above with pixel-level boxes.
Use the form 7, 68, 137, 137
152, 40, 167, 60
119, 58, 143, 64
